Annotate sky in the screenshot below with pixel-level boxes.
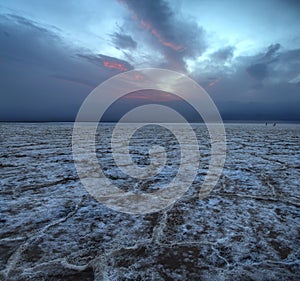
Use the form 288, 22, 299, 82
0, 0, 299, 121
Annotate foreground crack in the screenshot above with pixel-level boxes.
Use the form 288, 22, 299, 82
0, 199, 83, 279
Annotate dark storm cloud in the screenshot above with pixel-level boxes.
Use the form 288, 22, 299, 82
264, 43, 281, 60
4, 14, 51, 33
194, 43, 300, 120
282, 48, 300, 61
0, 9, 299, 122
120, 0, 206, 72
280, 48, 300, 78
0, 14, 134, 121
78, 53, 134, 72
243, 43, 300, 86
190, 47, 236, 82
0, 14, 64, 67
211, 46, 235, 62
111, 31, 137, 50
246, 63, 268, 80
51, 74, 97, 88
202, 43, 299, 88
246, 43, 281, 80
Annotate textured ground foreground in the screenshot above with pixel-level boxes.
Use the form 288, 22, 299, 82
0, 123, 299, 280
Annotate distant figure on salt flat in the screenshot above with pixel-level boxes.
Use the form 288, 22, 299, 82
273, 123, 276, 127
265, 122, 268, 126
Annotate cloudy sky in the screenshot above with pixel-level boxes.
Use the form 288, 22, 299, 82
0, 0, 299, 121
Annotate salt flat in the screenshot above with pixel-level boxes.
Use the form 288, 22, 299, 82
0, 123, 299, 280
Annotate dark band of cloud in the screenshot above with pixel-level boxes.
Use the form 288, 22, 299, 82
246, 43, 281, 80
0, 13, 134, 121
119, 0, 206, 72
211, 46, 235, 62
111, 31, 137, 50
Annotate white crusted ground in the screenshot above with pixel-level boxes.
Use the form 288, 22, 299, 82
0, 123, 299, 280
